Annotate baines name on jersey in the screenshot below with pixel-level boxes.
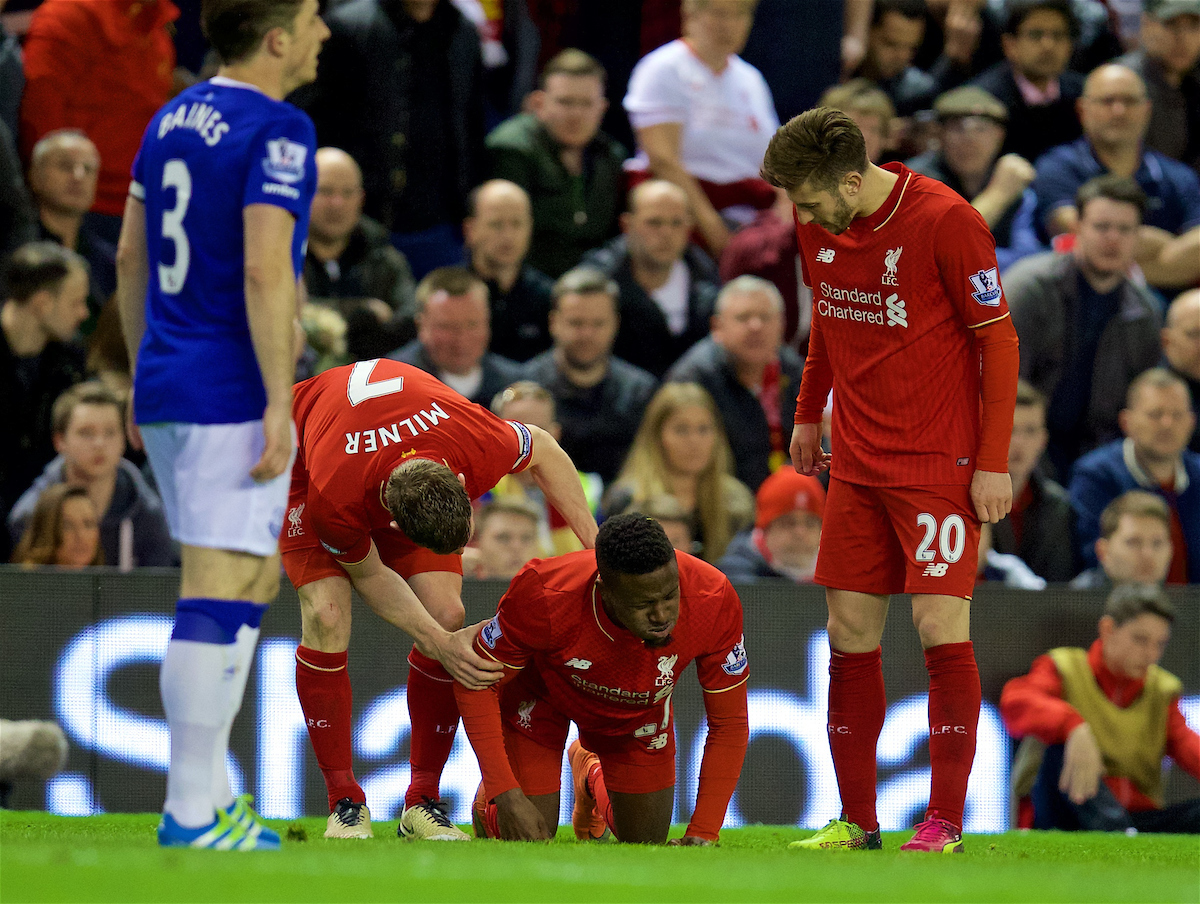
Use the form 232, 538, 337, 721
157, 101, 229, 147
344, 403, 451, 454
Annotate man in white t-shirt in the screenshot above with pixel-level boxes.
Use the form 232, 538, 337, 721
623, 0, 779, 255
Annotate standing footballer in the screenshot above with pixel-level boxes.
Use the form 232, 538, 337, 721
115, 0, 328, 850
761, 108, 1020, 853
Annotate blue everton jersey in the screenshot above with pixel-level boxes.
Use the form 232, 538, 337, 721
130, 77, 317, 425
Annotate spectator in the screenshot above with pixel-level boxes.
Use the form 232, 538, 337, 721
485, 379, 602, 557
0, 119, 36, 263
450, 0, 540, 123
387, 266, 522, 407
18, 0, 179, 240
602, 382, 753, 563
1162, 289, 1200, 453
1001, 584, 1199, 833
994, 381, 1077, 582
11, 483, 102, 568
7, 382, 174, 569
639, 492, 698, 554
28, 129, 119, 315
1069, 368, 1199, 583
666, 276, 804, 492
0, 243, 88, 545
623, 0, 780, 254
1069, 491, 1175, 590
295, 0, 486, 277
851, 0, 938, 117
905, 85, 1043, 271
303, 147, 417, 363
717, 468, 824, 583
974, 520, 1047, 588
521, 267, 657, 484
1031, 63, 1200, 243
970, 0, 1085, 164
486, 48, 626, 278
1116, 0, 1200, 169
1007, 176, 1162, 478
582, 180, 720, 378
463, 179, 554, 362
0, 0, 22, 139
466, 497, 541, 581
818, 79, 898, 165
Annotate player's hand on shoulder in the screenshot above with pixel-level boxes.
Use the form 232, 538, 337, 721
250, 399, 295, 483
790, 423, 830, 476
668, 835, 713, 847
435, 621, 504, 690
970, 469, 1012, 524
494, 789, 553, 841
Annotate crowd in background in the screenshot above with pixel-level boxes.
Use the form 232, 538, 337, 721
1, 0, 1198, 592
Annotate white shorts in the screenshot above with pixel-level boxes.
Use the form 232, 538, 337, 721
141, 421, 295, 557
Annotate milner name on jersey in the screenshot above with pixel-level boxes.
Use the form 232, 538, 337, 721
343, 403, 453, 454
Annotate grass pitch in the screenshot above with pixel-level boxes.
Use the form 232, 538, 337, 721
2, 811, 1197, 903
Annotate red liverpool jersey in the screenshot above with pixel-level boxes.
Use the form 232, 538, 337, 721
794, 163, 1011, 487
474, 550, 749, 741
291, 359, 533, 563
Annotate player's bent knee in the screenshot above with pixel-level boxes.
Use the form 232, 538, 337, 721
425, 598, 466, 631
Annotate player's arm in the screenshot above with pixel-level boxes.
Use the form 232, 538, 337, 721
1165, 699, 1200, 781
340, 541, 503, 690
636, 122, 730, 254
114, 194, 149, 448
998, 655, 1085, 744
683, 679, 749, 844
1137, 225, 1200, 289
523, 424, 599, 549
790, 316, 833, 476
243, 203, 301, 483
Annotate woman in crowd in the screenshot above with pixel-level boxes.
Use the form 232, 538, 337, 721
11, 484, 103, 568
603, 382, 753, 562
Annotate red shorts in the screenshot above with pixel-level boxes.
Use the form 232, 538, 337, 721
279, 462, 460, 588
814, 478, 980, 599
498, 678, 676, 796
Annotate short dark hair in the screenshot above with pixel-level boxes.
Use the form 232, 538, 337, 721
539, 48, 606, 89
1099, 490, 1170, 540
1015, 379, 1047, 411
51, 382, 124, 435
414, 266, 488, 312
385, 459, 473, 555
5, 242, 87, 304
1103, 583, 1175, 627
595, 512, 676, 579
1125, 366, 1191, 410
1003, 0, 1077, 38
202, 0, 304, 66
1076, 174, 1147, 221
762, 108, 868, 193
872, 0, 927, 26
551, 267, 619, 309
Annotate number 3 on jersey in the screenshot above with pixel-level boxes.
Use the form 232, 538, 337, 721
915, 512, 966, 568
158, 159, 192, 294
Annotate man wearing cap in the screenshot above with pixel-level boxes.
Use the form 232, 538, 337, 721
717, 470, 825, 583
970, 0, 1085, 164
906, 87, 1043, 272
1116, 0, 1200, 169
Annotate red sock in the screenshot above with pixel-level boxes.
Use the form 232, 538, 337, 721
827, 646, 885, 833
586, 761, 616, 839
925, 641, 980, 830
295, 646, 363, 812
404, 647, 460, 808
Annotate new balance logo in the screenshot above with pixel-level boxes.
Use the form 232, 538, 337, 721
646, 733, 669, 750
923, 563, 949, 577
815, 248, 836, 263
564, 658, 592, 670
885, 294, 908, 328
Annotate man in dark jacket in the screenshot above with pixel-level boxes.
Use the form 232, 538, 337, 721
387, 267, 522, 408
294, 0, 486, 277
666, 277, 804, 492
582, 180, 719, 378
8, 381, 175, 568
994, 381, 1077, 582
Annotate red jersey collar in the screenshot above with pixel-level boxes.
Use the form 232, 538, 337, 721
855, 162, 912, 235
1088, 638, 1147, 708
